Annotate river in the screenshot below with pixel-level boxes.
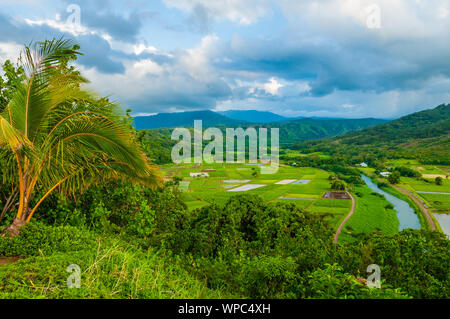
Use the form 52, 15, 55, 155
361, 174, 421, 231
433, 213, 450, 238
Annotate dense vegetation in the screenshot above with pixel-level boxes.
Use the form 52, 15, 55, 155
293, 104, 450, 164
137, 129, 176, 164
1, 181, 448, 299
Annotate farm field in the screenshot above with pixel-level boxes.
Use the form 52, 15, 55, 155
358, 161, 450, 213
359, 161, 450, 233
397, 175, 450, 213
281, 150, 331, 159
160, 162, 350, 228
338, 185, 400, 243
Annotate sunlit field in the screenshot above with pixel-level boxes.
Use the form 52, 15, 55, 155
160, 162, 352, 228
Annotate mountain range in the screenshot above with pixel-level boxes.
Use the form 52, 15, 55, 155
293, 104, 450, 164
217, 110, 290, 123
133, 110, 368, 129
133, 110, 245, 129
134, 110, 387, 145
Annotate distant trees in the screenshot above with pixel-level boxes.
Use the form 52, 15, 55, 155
394, 166, 422, 178
0, 60, 25, 113
331, 180, 346, 191
435, 177, 443, 186
388, 171, 401, 184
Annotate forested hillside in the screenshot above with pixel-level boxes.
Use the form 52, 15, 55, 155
293, 104, 450, 164
136, 116, 386, 152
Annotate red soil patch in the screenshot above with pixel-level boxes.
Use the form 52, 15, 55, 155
323, 192, 351, 200
0, 256, 21, 265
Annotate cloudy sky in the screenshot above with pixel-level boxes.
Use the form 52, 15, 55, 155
0, 0, 449, 118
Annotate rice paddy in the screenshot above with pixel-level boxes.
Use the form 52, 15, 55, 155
228, 184, 267, 192
161, 162, 348, 227
163, 160, 450, 235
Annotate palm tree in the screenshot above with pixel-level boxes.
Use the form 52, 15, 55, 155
0, 39, 161, 236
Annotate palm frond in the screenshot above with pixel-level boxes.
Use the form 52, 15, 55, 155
2, 38, 162, 223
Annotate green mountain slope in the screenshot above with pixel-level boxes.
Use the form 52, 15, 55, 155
272, 118, 386, 145
293, 104, 450, 163
137, 117, 386, 160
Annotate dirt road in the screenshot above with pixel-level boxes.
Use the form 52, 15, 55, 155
333, 190, 356, 243
390, 184, 436, 230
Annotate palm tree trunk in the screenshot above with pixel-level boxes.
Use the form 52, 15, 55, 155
1, 216, 26, 237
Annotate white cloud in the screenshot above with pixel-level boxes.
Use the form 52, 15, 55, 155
263, 77, 283, 95
278, 0, 450, 39
75, 35, 232, 113
3, 0, 448, 118
437, 4, 449, 19
163, 0, 270, 25
131, 59, 164, 78
23, 17, 91, 37
133, 112, 158, 117
0, 42, 23, 63
179, 34, 220, 82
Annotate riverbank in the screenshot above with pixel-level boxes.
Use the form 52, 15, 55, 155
337, 181, 399, 243
361, 174, 421, 231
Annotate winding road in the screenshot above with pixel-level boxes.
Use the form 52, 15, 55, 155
390, 184, 436, 230
373, 176, 437, 230
333, 190, 356, 243
333, 177, 438, 243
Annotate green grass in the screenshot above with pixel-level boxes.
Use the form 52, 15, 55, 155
185, 200, 209, 211
313, 198, 352, 208
177, 181, 190, 193
397, 173, 450, 211
338, 185, 399, 243
418, 193, 450, 212
161, 163, 343, 225
377, 185, 429, 230
0, 224, 232, 299
307, 206, 349, 215
163, 162, 416, 237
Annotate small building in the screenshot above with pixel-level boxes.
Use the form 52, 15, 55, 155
359, 162, 368, 168
291, 162, 298, 167
380, 172, 391, 177
190, 172, 209, 178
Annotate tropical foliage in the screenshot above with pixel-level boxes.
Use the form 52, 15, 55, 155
0, 39, 160, 234
1, 187, 448, 299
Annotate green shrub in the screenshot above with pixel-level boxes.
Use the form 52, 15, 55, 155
0, 222, 97, 257
0, 241, 229, 299
240, 256, 299, 298
306, 264, 409, 299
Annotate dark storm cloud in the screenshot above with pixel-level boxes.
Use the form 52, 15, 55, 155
125, 77, 233, 113
215, 32, 450, 98
56, 0, 150, 42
